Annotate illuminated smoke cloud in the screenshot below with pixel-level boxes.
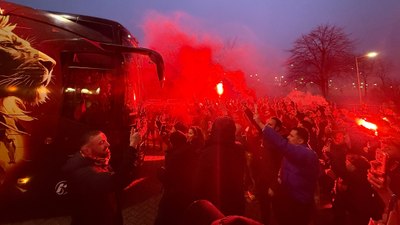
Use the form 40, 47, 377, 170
139, 10, 263, 100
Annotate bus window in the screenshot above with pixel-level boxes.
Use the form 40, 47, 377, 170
62, 68, 118, 128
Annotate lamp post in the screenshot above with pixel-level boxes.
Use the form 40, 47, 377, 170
355, 51, 378, 104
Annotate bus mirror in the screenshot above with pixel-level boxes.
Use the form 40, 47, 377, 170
148, 50, 165, 88
99, 43, 165, 87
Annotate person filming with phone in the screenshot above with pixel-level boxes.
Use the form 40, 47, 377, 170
368, 137, 400, 225
63, 129, 142, 225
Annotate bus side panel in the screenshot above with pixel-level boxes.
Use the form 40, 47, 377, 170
0, 13, 65, 170
0, 8, 110, 221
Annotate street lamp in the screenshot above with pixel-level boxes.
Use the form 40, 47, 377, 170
355, 51, 378, 104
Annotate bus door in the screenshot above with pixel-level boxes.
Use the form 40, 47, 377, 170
59, 52, 128, 153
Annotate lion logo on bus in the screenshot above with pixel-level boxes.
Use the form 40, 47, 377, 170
0, 14, 56, 167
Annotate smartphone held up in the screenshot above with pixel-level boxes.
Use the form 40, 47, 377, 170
375, 149, 389, 175
369, 148, 390, 186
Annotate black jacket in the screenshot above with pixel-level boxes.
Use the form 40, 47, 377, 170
62, 146, 138, 225
194, 116, 246, 216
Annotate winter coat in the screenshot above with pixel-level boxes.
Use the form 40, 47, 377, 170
194, 116, 246, 216
62, 146, 138, 225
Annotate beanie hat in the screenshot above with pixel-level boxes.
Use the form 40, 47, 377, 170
174, 121, 188, 133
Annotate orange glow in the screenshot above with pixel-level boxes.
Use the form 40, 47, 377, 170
17, 177, 31, 185
356, 118, 378, 130
7, 86, 18, 92
216, 82, 224, 96
144, 155, 164, 161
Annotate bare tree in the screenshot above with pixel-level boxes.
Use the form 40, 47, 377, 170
286, 24, 354, 98
374, 59, 400, 103
375, 59, 393, 89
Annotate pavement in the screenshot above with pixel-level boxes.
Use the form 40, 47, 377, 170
0, 194, 162, 225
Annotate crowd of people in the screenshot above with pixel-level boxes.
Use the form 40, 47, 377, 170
133, 92, 400, 225
63, 91, 400, 225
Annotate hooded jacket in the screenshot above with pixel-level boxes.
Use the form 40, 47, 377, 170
194, 116, 246, 216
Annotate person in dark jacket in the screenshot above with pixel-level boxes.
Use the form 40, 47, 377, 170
62, 130, 141, 225
154, 129, 200, 225
368, 136, 400, 225
193, 116, 246, 216
333, 154, 384, 225
187, 126, 205, 154
252, 117, 284, 225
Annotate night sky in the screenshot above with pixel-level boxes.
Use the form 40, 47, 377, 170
7, 0, 400, 84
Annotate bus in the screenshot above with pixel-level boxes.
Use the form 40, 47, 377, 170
0, 1, 164, 221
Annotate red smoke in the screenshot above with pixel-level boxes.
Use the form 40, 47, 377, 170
139, 11, 256, 101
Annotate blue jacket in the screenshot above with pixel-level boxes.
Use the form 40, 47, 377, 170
262, 126, 319, 204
